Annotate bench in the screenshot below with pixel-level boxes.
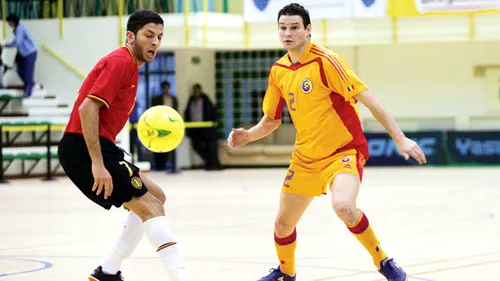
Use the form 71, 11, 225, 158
2, 146, 60, 178
0, 91, 24, 113
0, 88, 61, 116
0, 121, 66, 181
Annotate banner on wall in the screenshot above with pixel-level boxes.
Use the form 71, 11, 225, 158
446, 131, 500, 164
414, 0, 500, 13
364, 131, 445, 166
243, 0, 387, 23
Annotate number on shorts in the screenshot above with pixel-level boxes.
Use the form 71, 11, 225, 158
283, 169, 295, 188
119, 161, 133, 177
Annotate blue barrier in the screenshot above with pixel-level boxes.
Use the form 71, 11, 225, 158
446, 131, 500, 165
364, 131, 445, 166
363, 130, 500, 166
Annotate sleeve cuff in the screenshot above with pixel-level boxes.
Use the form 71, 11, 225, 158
346, 84, 368, 100
88, 94, 110, 108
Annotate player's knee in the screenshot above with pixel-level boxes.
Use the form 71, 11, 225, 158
130, 194, 165, 221
274, 218, 295, 237
333, 201, 356, 220
146, 196, 165, 218
156, 189, 167, 205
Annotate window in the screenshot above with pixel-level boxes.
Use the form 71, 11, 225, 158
136, 51, 176, 118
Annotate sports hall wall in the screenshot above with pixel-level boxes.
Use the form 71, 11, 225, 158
3, 14, 500, 168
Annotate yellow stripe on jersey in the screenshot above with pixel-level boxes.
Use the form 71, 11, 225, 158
310, 46, 350, 83
88, 94, 110, 108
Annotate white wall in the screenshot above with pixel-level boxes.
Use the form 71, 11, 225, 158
353, 41, 500, 130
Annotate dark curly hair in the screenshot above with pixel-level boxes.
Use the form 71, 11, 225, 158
127, 10, 164, 34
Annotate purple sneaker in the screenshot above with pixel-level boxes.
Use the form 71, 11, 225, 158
257, 267, 296, 281
378, 258, 408, 281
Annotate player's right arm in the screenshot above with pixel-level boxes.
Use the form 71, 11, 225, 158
227, 116, 281, 148
227, 68, 283, 148
79, 97, 114, 200
79, 98, 104, 164
79, 59, 126, 199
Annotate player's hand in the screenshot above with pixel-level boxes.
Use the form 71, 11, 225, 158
395, 137, 427, 164
227, 128, 250, 148
91, 163, 114, 199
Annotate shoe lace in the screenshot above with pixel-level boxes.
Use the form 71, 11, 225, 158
382, 258, 394, 267
257, 268, 279, 281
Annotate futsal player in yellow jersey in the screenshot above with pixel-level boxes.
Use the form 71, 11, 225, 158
228, 3, 427, 281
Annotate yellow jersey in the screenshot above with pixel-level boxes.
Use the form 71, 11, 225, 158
263, 42, 369, 162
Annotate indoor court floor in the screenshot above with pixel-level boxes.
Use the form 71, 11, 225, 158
0, 167, 499, 281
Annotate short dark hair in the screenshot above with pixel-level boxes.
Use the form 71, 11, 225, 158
127, 10, 164, 34
161, 81, 170, 87
277, 3, 311, 28
6, 14, 19, 25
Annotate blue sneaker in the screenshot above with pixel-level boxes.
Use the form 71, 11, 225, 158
258, 267, 296, 281
378, 258, 407, 281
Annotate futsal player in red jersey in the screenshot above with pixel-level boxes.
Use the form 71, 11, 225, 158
58, 10, 188, 281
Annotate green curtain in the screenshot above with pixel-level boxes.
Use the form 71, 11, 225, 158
5, 0, 38, 19
174, 0, 213, 13
2, 0, 182, 18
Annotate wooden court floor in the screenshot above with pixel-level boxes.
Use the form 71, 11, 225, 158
0, 167, 499, 281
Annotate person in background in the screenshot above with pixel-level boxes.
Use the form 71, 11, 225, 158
152, 81, 180, 173
184, 83, 222, 171
0, 45, 8, 88
1, 14, 38, 97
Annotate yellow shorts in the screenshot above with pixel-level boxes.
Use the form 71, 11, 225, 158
281, 149, 367, 197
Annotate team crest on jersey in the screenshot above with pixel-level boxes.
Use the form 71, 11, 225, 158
301, 78, 313, 94
131, 177, 143, 189
341, 156, 352, 163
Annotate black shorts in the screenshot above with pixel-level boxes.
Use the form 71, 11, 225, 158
58, 133, 148, 210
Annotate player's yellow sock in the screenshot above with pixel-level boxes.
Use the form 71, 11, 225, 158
346, 211, 388, 269
274, 228, 297, 276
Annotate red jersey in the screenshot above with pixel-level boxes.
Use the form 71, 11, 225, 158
65, 46, 139, 143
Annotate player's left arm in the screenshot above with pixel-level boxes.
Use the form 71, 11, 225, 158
354, 89, 404, 146
324, 54, 426, 164
355, 89, 426, 164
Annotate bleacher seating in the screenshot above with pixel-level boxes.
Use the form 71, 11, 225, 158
0, 89, 25, 116
0, 87, 69, 180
